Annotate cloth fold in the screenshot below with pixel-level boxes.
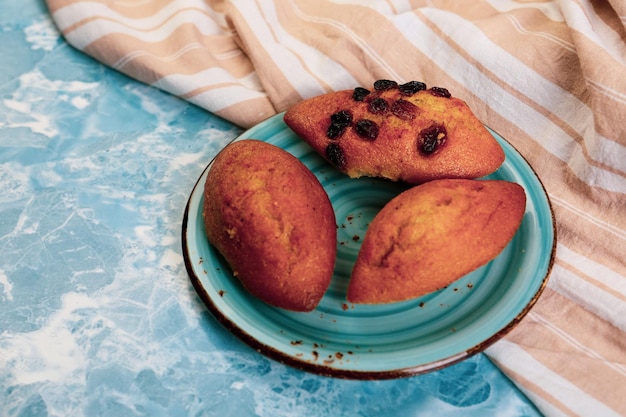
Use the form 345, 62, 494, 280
45, 1, 626, 415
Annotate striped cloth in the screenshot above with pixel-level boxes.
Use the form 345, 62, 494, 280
45, 1, 626, 415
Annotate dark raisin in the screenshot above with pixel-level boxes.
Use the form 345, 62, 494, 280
326, 143, 347, 169
331, 110, 353, 125
355, 119, 379, 140
373, 79, 398, 91
418, 124, 447, 155
327, 123, 346, 139
326, 110, 352, 139
391, 99, 418, 120
352, 87, 370, 101
368, 97, 389, 114
429, 86, 451, 98
398, 81, 427, 96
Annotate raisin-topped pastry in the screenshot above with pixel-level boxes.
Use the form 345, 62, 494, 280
284, 80, 505, 184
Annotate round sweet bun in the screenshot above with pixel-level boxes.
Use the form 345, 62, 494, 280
203, 139, 337, 312
347, 179, 526, 304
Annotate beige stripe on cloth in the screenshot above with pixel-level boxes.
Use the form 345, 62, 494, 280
45, 0, 626, 415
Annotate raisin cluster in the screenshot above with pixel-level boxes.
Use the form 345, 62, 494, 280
324, 80, 451, 168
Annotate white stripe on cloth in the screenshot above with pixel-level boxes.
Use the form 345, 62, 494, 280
229, 0, 328, 99
560, 0, 626, 65
258, 0, 358, 92
53, 4, 222, 50
327, 0, 396, 15
504, 14, 576, 53
286, 0, 404, 87
52, 0, 217, 30
184, 84, 268, 113
420, 8, 620, 159
550, 195, 626, 239
487, 339, 624, 417
113, 42, 208, 70
529, 310, 626, 376
486, 0, 565, 21
391, 9, 626, 192
152, 68, 264, 96
549, 263, 626, 334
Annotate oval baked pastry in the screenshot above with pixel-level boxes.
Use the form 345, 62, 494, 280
347, 179, 526, 304
203, 139, 337, 312
284, 80, 505, 184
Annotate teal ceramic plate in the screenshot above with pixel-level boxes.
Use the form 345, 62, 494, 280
182, 113, 556, 379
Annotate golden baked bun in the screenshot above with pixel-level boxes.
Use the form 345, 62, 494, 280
203, 139, 337, 312
347, 179, 526, 304
284, 80, 504, 184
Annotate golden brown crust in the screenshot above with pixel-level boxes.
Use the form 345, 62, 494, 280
284, 82, 505, 184
347, 179, 526, 304
203, 139, 337, 311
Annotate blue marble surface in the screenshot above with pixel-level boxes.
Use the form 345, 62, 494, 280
0, 1, 542, 416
